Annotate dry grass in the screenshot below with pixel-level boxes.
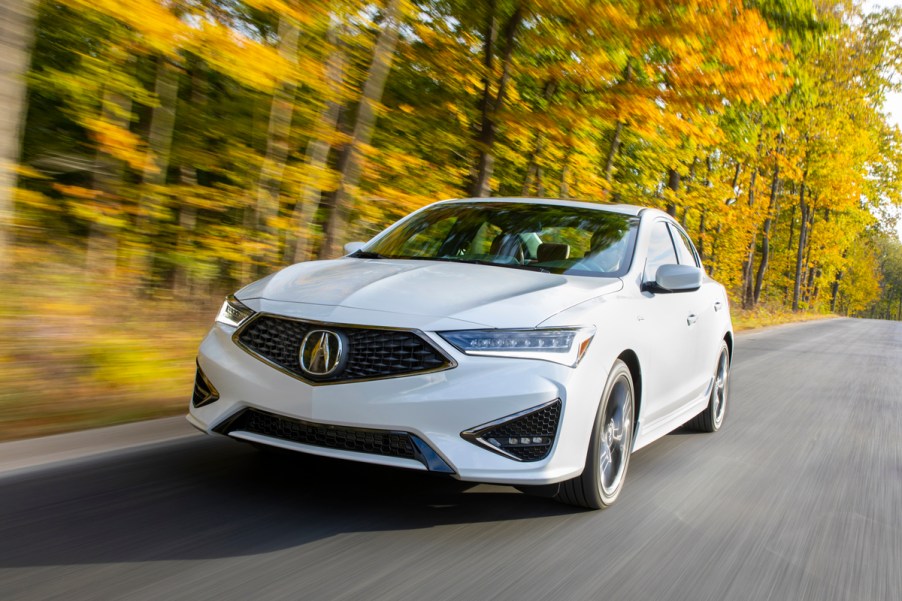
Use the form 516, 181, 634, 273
0, 258, 219, 442
731, 304, 835, 332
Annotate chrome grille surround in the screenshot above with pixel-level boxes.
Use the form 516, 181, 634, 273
233, 314, 455, 385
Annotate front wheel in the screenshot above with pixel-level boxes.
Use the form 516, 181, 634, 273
686, 340, 730, 432
556, 360, 634, 509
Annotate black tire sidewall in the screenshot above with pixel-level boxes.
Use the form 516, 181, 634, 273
710, 341, 730, 431
583, 360, 634, 508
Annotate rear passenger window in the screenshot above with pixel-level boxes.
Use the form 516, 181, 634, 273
645, 222, 677, 281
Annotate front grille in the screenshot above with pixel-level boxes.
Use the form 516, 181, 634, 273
192, 363, 219, 408
236, 315, 452, 383
226, 408, 417, 459
463, 400, 562, 462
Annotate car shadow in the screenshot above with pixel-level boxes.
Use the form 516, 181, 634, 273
0, 435, 585, 567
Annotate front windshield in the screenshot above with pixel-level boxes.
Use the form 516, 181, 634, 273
359, 202, 639, 277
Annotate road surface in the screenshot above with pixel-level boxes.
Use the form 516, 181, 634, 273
1, 318, 900, 601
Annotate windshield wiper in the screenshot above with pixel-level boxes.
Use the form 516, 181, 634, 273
406, 256, 551, 273
503, 263, 551, 273
349, 250, 387, 259
464, 260, 551, 273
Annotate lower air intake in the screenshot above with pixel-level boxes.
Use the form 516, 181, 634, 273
462, 399, 562, 462
215, 408, 454, 473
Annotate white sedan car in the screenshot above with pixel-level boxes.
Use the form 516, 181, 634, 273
189, 198, 732, 509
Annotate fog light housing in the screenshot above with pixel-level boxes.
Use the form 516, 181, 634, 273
192, 362, 220, 408
462, 399, 562, 462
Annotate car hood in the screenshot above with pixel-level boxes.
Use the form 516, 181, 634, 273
237, 258, 622, 329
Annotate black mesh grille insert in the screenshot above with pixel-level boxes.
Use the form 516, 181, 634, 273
465, 400, 562, 462
236, 316, 451, 383
223, 409, 418, 460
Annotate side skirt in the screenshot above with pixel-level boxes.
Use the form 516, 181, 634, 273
632, 376, 714, 452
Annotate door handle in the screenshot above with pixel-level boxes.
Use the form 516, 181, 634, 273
714, 301, 723, 312
687, 314, 698, 326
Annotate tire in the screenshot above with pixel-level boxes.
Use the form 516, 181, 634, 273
686, 340, 730, 433
556, 359, 635, 510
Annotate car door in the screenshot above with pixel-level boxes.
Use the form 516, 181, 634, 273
639, 220, 706, 425
668, 223, 722, 390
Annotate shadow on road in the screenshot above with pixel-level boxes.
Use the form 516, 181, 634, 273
0, 436, 585, 567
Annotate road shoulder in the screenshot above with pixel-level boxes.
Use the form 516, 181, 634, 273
0, 416, 199, 477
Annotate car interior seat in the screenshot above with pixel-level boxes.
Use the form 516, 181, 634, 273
537, 243, 570, 262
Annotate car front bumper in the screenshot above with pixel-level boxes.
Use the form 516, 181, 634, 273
188, 317, 607, 486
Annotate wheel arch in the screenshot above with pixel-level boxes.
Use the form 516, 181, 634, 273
723, 331, 734, 363
616, 349, 642, 436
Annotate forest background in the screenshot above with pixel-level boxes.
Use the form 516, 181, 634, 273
2, 0, 902, 440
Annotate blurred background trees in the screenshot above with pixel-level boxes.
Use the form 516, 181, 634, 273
5, 0, 902, 312
0, 0, 35, 272
2, 0, 902, 436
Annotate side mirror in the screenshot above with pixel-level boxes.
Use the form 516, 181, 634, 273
343, 241, 366, 255
648, 264, 702, 293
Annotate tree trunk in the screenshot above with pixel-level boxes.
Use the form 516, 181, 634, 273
830, 268, 843, 313
753, 161, 780, 305
603, 62, 632, 182
741, 147, 762, 308
730, 162, 741, 191
142, 59, 180, 189
604, 121, 623, 182
521, 130, 542, 196
792, 183, 809, 312
173, 167, 198, 296
172, 60, 206, 294
291, 24, 345, 263
0, 0, 35, 270
87, 88, 132, 275
802, 208, 816, 305
787, 201, 796, 252
698, 210, 706, 261
666, 168, 679, 216
521, 81, 555, 196
320, 0, 402, 259
682, 159, 697, 227
559, 140, 574, 199
469, 0, 523, 197
522, 135, 546, 196
255, 17, 300, 269
132, 57, 180, 289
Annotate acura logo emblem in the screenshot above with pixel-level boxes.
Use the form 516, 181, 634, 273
299, 329, 346, 377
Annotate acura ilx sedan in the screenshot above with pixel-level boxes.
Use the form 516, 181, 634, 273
188, 198, 733, 509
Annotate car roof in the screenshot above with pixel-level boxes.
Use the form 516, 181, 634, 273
434, 197, 650, 217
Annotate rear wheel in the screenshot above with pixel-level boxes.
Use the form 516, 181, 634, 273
556, 360, 634, 509
686, 340, 730, 432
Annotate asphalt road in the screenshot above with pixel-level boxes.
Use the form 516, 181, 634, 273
1, 318, 900, 601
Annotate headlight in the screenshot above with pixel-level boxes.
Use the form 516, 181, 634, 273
438, 327, 595, 367
215, 295, 255, 327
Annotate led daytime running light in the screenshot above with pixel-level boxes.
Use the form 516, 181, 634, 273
439, 327, 595, 367
445, 330, 575, 352
216, 295, 255, 327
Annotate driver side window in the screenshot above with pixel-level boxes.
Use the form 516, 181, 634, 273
644, 221, 677, 282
